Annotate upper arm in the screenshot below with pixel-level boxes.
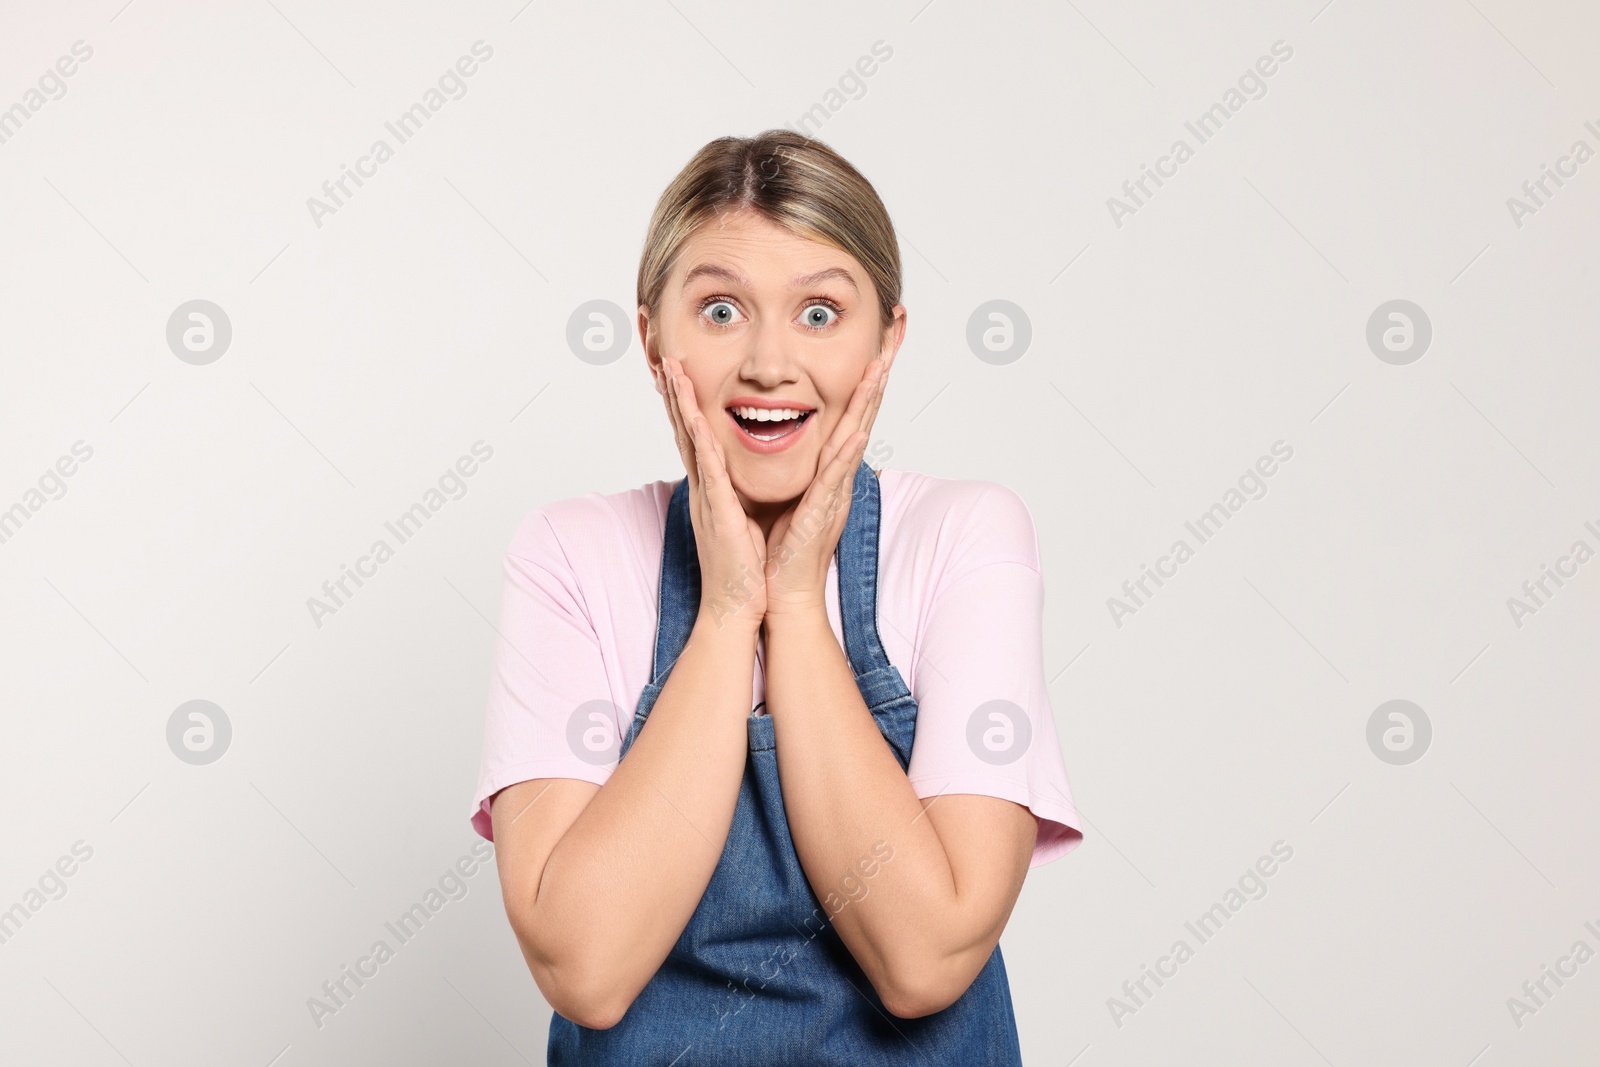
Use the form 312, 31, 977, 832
886, 481, 1084, 1012
902, 481, 1083, 869
471, 502, 638, 1023
489, 778, 601, 993
915, 792, 1037, 1010
472, 505, 625, 876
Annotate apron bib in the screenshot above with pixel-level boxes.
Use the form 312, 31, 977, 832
548, 461, 1025, 1065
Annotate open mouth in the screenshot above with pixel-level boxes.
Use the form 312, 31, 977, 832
727, 405, 814, 444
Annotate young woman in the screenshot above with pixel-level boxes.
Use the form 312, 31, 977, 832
471, 130, 1083, 1065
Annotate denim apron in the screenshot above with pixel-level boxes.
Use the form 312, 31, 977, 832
548, 460, 1026, 1066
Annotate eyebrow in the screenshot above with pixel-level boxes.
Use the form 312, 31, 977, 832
680, 264, 859, 294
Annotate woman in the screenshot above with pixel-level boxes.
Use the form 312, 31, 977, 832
471, 130, 1083, 1065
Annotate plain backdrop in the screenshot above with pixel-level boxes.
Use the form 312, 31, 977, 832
1, 1, 1598, 1064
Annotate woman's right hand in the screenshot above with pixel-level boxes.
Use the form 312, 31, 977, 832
659, 355, 768, 634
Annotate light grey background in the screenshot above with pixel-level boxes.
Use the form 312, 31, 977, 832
2, 0, 1597, 1064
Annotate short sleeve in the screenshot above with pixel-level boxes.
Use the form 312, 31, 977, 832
469, 508, 624, 841
902, 484, 1084, 868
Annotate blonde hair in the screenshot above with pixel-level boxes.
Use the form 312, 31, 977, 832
636, 130, 901, 330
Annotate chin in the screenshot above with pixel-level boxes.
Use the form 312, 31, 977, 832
727, 453, 816, 506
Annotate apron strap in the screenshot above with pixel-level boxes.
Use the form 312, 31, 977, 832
835, 459, 895, 677
650, 475, 701, 683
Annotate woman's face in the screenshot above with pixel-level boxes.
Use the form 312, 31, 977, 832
640, 208, 906, 514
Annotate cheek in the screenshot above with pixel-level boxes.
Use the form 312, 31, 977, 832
820, 365, 869, 413
673, 365, 724, 416
811, 407, 850, 446
689, 373, 719, 408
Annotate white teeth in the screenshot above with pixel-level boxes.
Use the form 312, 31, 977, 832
731, 405, 806, 422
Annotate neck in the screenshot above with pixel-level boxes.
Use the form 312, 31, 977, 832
739, 494, 798, 543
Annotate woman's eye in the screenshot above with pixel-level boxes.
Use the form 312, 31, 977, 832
800, 303, 838, 329
703, 300, 740, 326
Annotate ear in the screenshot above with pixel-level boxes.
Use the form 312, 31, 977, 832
878, 303, 907, 373
639, 304, 665, 394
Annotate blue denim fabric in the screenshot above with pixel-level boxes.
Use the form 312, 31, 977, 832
548, 461, 1025, 1065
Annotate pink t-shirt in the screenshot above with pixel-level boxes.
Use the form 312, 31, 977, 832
469, 467, 1084, 868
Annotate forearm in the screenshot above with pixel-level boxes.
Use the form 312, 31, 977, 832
532, 612, 757, 1019
762, 608, 970, 1015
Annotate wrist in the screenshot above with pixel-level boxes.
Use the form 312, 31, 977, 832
693, 606, 762, 645
760, 600, 830, 633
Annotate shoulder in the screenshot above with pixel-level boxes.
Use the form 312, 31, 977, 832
879, 467, 1042, 574
504, 478, 676, 570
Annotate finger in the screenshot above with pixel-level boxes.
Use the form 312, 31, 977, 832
690, 416, 715, 522
817, 362, 882, 473
662, 362, 687, 458
830, 430, 869, 496
678, 374, 745, 529
691, 414, 746, 531
844, 360, 888, 485
858, 358, 888, 437
794, 427, 866, 542
813, 380, 868, 474
839, 360, 884, 459
662, 360, 699, 499
670, 360, 709, 477
669, 363, 730, 518
672, 357, 712, 431
668, 359, 700, 485
666, 363, 707, 517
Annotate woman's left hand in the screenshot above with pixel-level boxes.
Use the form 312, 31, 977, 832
762, 357, 889, 621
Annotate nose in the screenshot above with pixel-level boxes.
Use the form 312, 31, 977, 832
737, 313, 802, 389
